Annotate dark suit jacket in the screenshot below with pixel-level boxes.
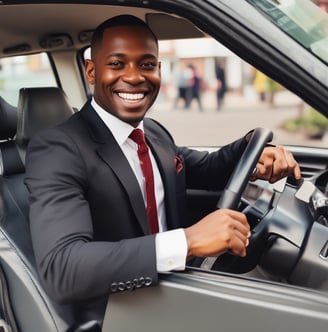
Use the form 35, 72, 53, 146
25, 101, 248, 323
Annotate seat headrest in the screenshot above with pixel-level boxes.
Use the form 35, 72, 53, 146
0, 96, 17, 140
15, 87, 75, 148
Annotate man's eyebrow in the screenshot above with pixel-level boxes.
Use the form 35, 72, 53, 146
105, 53, 158, 59
105, 53, 125, 58
141, 54, 158, 59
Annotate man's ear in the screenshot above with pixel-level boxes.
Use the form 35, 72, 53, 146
158, 61, 161, 80
85, 59, 95, 85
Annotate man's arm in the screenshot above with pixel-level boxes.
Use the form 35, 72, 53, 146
25, 128, 158, 303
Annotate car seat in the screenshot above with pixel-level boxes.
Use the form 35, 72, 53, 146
0, 88, 100, 332
0, 96, 17, 141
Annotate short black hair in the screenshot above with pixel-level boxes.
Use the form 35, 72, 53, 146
91, 15, 158, 57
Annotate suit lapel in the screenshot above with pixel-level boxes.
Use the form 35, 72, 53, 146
97, 141, 150, 234
80, 102, 150, 234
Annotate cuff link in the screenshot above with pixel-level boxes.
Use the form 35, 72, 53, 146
252, 167, 257, 176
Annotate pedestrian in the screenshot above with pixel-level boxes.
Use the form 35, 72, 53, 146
215, 60, 227, 110
174, 61, 193, 109
186, 63, 203, 111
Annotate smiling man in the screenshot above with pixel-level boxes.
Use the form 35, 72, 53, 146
85, 19, 161, 126
25, 15, 301, 326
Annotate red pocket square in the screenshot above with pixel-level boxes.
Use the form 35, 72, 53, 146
174, 156, 184, 174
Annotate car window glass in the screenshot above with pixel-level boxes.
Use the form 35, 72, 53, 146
247, 0, 328, 63
82, 35, 328, 149
0, 53, 57, 105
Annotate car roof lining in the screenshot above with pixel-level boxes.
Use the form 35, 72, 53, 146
0, 3, 205, 57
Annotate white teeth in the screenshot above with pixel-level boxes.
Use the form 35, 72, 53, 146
118, 92, 144, 100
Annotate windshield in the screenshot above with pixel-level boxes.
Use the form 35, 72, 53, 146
247, 0, 328, 63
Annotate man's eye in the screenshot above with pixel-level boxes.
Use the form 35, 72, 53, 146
140, 62, 157, 70
108, 61, 123, 68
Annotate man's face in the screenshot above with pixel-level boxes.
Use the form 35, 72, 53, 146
85, 25, 161, 126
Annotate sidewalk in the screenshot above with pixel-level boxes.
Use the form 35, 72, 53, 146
148, 89, 313, 147
153, 87, 303, 113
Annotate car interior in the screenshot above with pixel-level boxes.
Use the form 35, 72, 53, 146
0, 5, 211, 332
0, 87, 94, 331
1, 1, 328, 332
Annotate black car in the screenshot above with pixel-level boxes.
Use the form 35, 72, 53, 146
0, 1, 328, 331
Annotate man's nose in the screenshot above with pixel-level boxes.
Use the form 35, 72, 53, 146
122, 64, 146, 84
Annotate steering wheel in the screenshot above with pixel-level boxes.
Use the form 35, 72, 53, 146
201, 127, 273, 271
217, 127, 273, 210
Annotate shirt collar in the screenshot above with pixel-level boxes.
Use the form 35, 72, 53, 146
91, 98, 144, 146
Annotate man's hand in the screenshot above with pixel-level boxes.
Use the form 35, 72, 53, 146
184, 209, 251, 259
250, 145, 301, 183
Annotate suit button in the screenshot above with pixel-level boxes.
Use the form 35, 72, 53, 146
118, 282, 125, 291
110, 282, 118, 292
138, 277, 145, 288
126, 281, 133, 290
145, 277, 152, 286
132, 278, 139, 290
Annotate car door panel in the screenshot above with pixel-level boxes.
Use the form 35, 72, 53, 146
103, 269, 328, 332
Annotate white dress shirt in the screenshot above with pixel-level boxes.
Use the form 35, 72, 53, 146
91, 99, 187, 272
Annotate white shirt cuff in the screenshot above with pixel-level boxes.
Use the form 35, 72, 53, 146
155, 228, 187, 272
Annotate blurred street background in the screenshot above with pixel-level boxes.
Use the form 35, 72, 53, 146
149, 88, 327, 148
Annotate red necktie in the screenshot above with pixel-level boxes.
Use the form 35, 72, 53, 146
129, 129, 159, 234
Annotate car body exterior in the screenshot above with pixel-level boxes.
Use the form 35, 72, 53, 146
0, 1, 328, 331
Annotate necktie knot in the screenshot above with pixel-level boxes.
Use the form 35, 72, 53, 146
129, 129, 148, 154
